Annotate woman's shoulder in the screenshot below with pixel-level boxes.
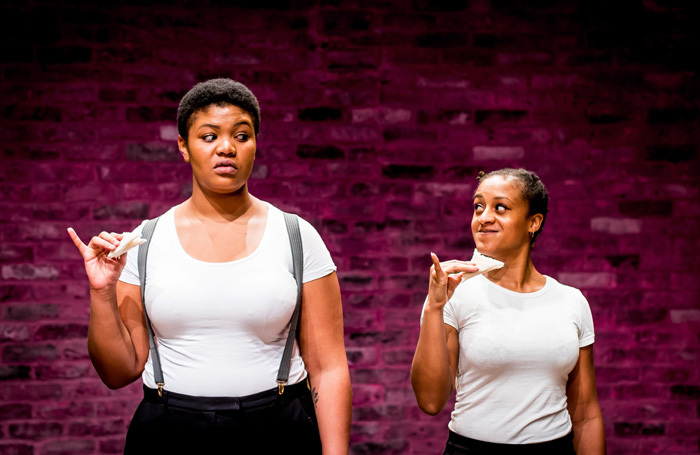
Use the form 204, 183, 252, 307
130, 205, 177, 235
545, 275, 582, 292
544, 275, 587, 302
261, 201, 322, 236
260, 200, 295, 223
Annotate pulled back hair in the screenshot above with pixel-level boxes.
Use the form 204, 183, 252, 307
177, 78, 261, 139
477, 168, 549, 247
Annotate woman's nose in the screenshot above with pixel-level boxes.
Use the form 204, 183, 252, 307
478, 207, 495, 223
217, 139, 236, 155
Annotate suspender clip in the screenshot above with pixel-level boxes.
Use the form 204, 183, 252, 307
157, 382, 164, 398
277, 381, 285, 395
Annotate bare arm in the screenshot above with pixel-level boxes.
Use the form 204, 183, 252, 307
299, 272, 352, 455
68, 228, 150, 389
411, 317, 459, 415
411, 253, 476, 415
567, 345, 606, 454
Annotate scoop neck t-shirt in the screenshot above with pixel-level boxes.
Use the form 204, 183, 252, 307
119, 202, 336, 397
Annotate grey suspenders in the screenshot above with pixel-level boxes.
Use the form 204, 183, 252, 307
137, 217, 164, 395
137, 212, 304, 398
277, 212, 304, 394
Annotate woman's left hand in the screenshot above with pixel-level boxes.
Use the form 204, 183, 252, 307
299, 272, 351, 455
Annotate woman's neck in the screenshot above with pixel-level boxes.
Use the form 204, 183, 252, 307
184, 184, 257, 223
484, 247, 545, 293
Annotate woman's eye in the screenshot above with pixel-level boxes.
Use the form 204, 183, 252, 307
496, 204, 508, 212
235, 133, 249, 142
202, 133, 216, 142
474, 203, 483, 211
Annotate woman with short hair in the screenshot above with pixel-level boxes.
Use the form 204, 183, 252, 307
69, 78, 352, 454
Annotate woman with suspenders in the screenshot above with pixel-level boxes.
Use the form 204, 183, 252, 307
68, 79, 352, 454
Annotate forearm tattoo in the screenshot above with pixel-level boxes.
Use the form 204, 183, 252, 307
311, 386, 319, 407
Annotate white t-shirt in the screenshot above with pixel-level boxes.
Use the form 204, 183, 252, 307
424, 274, 594, 444
119, 202, 336, 397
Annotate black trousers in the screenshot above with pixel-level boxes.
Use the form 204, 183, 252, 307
124, 381, 321, 454
444, 430, 576, 455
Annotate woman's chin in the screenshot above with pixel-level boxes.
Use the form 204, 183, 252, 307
474, 239, 493, 254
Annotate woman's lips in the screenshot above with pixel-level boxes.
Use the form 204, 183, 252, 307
214, 166, 237, 175
214, 160, 238, 175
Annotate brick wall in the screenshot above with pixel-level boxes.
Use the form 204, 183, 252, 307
1, 1, 698, 453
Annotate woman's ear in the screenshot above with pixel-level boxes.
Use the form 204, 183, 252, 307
529, 213, 543, 233
177, 135, 190, 162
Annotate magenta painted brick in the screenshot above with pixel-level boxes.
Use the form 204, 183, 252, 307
41, 439, 95, 455
0, 1, 698, 454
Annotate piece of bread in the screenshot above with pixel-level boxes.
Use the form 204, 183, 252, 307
107, 230, 146, 259
460, 248, 505, 281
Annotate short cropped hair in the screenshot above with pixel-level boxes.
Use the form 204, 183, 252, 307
177, 78, 261, 139
477, 168, 549, 247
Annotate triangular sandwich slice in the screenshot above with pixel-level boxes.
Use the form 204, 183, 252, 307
107, 230, 146, 259
460, 248, 505, 282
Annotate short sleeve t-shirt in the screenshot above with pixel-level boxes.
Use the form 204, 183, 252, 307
119, 202, 336, 397
424, 274, 594, 444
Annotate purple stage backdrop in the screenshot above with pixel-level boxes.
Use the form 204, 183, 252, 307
1, 1, 699, 454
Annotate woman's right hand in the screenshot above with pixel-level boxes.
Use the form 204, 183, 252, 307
67, 228, 126, 291
427, 253, 479, 309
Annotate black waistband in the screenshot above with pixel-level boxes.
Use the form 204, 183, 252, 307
143, 380, 309, 412
448, 430, 574, 453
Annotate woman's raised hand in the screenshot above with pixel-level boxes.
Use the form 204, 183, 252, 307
67, 228, 127, 291
427, 253, 479, 309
